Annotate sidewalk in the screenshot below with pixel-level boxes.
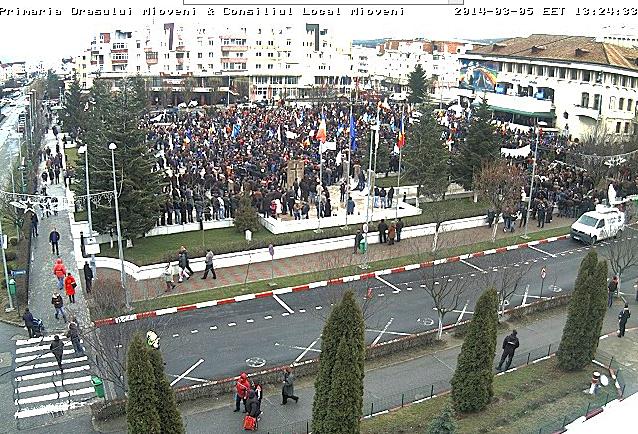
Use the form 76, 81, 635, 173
28, 127, 91, 332
94, 298, 631, 434
106, 215, 572, 303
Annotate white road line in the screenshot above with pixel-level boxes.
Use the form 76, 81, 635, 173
14, 355, 89, 372
315, 306, 323, 309
275, 342, 322, 353
246, 319, 254, 324
210, 326, 217, 330
433, 307, 475, 315
522, 284, 530, 306
167, 374, 208, 383
16, 375, 92, 394
406, 287, 413, 291
273, 294, 295, 314
15, 386, 95, 406
228, 322, 237, 327
376, 276, 401, 294
460, 259, 485, 273
264, 316, 272, 320
16, 365, 90, 382
295, 336, 322, 363
366, 329, 412, 337
15, 400, 92, 420
299, 309, 306, 313
15, 349, 75, 364
282, 312, 290, 317
455, 301, 470, 325
517, 294, 551, 300
529, 245, 557, 258
170, 358, 205, 387
190, 330, 198, 334
173, 334, 180, 338
16, 340, 82, 355
372, 318, 394, 346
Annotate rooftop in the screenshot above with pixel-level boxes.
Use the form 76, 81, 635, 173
468, 34, 638, 71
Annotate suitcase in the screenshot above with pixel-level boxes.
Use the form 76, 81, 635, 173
243, 415, 256, 431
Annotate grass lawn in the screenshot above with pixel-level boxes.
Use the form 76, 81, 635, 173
99, 198, 489, 266
64, 146, 79, 168
362, 358, 613, 434
131, 225, 570, 313
374, 175, 414, 189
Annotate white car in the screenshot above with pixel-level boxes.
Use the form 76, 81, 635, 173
570, 205, 625, 244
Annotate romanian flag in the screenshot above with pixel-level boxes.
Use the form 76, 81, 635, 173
397, 115, 405, 149
316, 114, 327, 143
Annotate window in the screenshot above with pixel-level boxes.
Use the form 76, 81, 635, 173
610, 96, 616, 110
267, 64, 273, 69
517, 64, 523, 73
628, 99, 634, 112
559, 68, 566, 79
255, 64, 261, 69
621, 76, 627, 87
631, 77, 637, 89
570, 69, 578, 80
285, 64, 291, 69
625, 122, 630, 133
593, 94, 601, 110
208, 40, 214, 46
197, 64, 203, 70
612, 74, 618, 85
136, 66, 141, 71
256, 41, 262, 46
285, 76, 297, 84
527, 64, 533, 74
287, 40, 291, 46
619, 98, 625, 110
268, 52, 274, 58
209, 52, 214, 58
268, 41, 274, 46
256, 52, 262, 57
113, 42, 125, 50
582, 70, 591, 82
616, 122, 622, 133
507, 63, 513, 72
136, 42, 141, 49
580, 92, 589, 107
113, 53, 128, 61
547, 67, 555, 77
198, 53, 203, 58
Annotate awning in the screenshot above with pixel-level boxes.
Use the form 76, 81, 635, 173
490, 106, 555, 119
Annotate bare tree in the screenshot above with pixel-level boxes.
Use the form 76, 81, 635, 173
181, 76, 198, 106
479, 251, 533, 317
603, 231, 638, 290
473, 160, 526, 242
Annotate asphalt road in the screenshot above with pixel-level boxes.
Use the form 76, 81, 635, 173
0, 95, 27, 186
98, 236, 638, 389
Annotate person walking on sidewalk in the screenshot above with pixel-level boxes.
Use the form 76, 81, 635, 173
202, 249, 217, 280
51, 292, 67, 322
49, 227, 60, 256
177, 249, 190, 283
354, 230, 363, 254
234, 372, 251, 412
608, 276, 619, 308
64, 272, 77, 304
83, 262, 93, 293
22, 308, 35, 338
281, 367, 299, 404
50, 335, 64, 371
163, 263, 176, 292
53, 258, 67, 290
378, 219, 388, 244
396, 218, 404, 242
618, 303, 631, 338
31, 212, 39, 237
497, 330, 520, 371
388, 223, 396, 245
180, 245, 195, 275
66, 322, 84, 354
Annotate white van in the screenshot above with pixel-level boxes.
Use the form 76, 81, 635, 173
570, 205, 625, 244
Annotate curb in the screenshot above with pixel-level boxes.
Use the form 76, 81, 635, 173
93, 234, 571, 327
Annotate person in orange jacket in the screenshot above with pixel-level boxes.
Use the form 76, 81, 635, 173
53, 258, 66, 290
234, 372, 251, 413
64, 272, 77, 304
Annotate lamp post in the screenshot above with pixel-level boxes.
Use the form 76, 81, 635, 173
109, 143, 130, 310
77, 144, 96, 278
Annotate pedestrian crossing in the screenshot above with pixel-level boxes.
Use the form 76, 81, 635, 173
12, 336, 97, 424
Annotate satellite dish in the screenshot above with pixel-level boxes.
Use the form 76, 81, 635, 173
600, 374, 609, 387
9, 201, 26, 209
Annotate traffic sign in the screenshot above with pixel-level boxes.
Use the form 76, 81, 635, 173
540, 267, 546, 279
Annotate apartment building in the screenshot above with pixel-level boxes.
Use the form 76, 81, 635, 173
459, 34, 638, 140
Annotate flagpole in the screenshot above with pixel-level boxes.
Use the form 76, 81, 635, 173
345, 104, 353, 229
362, 104, 380, 269
316, 106, 324, 233
396, 107, 404, 220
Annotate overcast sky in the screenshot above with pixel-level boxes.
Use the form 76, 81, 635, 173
1, 0, 638, 65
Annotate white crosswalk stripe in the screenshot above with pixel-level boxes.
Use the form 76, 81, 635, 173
12, 337, 97, 422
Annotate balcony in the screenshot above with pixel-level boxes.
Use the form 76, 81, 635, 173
481, 92, 554, 117
146, 58, 158, 65
221, 45, 248, 52
573, 104, 601, 120
112, 59, 128, 64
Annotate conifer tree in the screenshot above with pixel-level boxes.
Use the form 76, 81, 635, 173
148, 348, 185, 434
233, 193, 260, 234
585, 259, 608, 361
61, 78, 85, 139
451, 287, 499, 413
427, 404, 458, 434
408, 64, 427, 104
126, 334, 161, 434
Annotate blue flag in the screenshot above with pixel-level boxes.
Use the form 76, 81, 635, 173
349, 113, 357, 151
231, 123, 241, 139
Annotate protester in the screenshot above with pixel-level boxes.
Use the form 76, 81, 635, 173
281, 367, 299, 405
378, 219, 388, 244
234, 372, 251, 412
618, 303, 631, 337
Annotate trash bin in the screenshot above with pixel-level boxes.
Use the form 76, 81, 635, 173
358, 239, 367, 254
91, 375, 105, 398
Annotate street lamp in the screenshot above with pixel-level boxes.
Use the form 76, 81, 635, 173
109, 143, 130, 310
77, 144, 96, 278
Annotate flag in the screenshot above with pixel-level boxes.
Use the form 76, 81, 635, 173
337, 122, 344, 137
316, 114, 327, 143
397, 115, 405, 149
320, 141, 337, 154
231, 123, 241, 139
349, 113, 357, 151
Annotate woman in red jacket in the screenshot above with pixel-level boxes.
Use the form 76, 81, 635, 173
64, 272, 77, 304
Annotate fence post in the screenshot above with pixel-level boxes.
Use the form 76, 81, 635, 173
527, 352, 531, 365
609, 356, 614, 370
370, 402, 374, 417
622, 384, 626, 396
585, 402, 591, 416
307, 420, 309, 434
547, 344, 552, 357
561, 415, 567, 428
401, 393, 404, 407
430, 384, 434, 398
605, 392, 610, 405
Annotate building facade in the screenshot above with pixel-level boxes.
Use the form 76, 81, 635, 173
459, 34, 638, 140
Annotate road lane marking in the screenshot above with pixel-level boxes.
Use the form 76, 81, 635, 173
273, 294, 295, 314
275, 342, 322, 353
15, 387, 95, 406
282, 312, 290, 316
522, 285, 529, 306
170, 358, 204, 387
433, 307, 475, 315
299, 309, 306, 313
264, 316, 272, 320
246, 319, 254, 323
460, 259, 485, 273
376, 276, 401, 294
372, 318, 394, 346
228, 322, 237, 327
190, 330, 198, 334
16, 375, 92, 394
315, 306, 323, 309
366, 329, 412, 337
173, 334, 180, 338
455, 301, 470, 325
210, 326, 218, 330
295, 336, 322, 362
15, 365, 90, 382
168, 374, 208, 383
529, 245, 557, 257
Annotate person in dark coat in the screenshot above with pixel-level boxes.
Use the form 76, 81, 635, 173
618, 303, 631, 337
396, 218, 404, 242
50, 335, 64, 371
378, 219, 388, 244
354, 230, 363, 254
608, 276, 619, 308
245, 389, 261, 421
497, 330, 520, 371
66, 322, 84, 354
22, 308, 35, 338
83, 262, 93, 293
281, 367, 299, 404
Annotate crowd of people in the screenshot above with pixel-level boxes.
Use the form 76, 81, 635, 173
144, 101, 407, 226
